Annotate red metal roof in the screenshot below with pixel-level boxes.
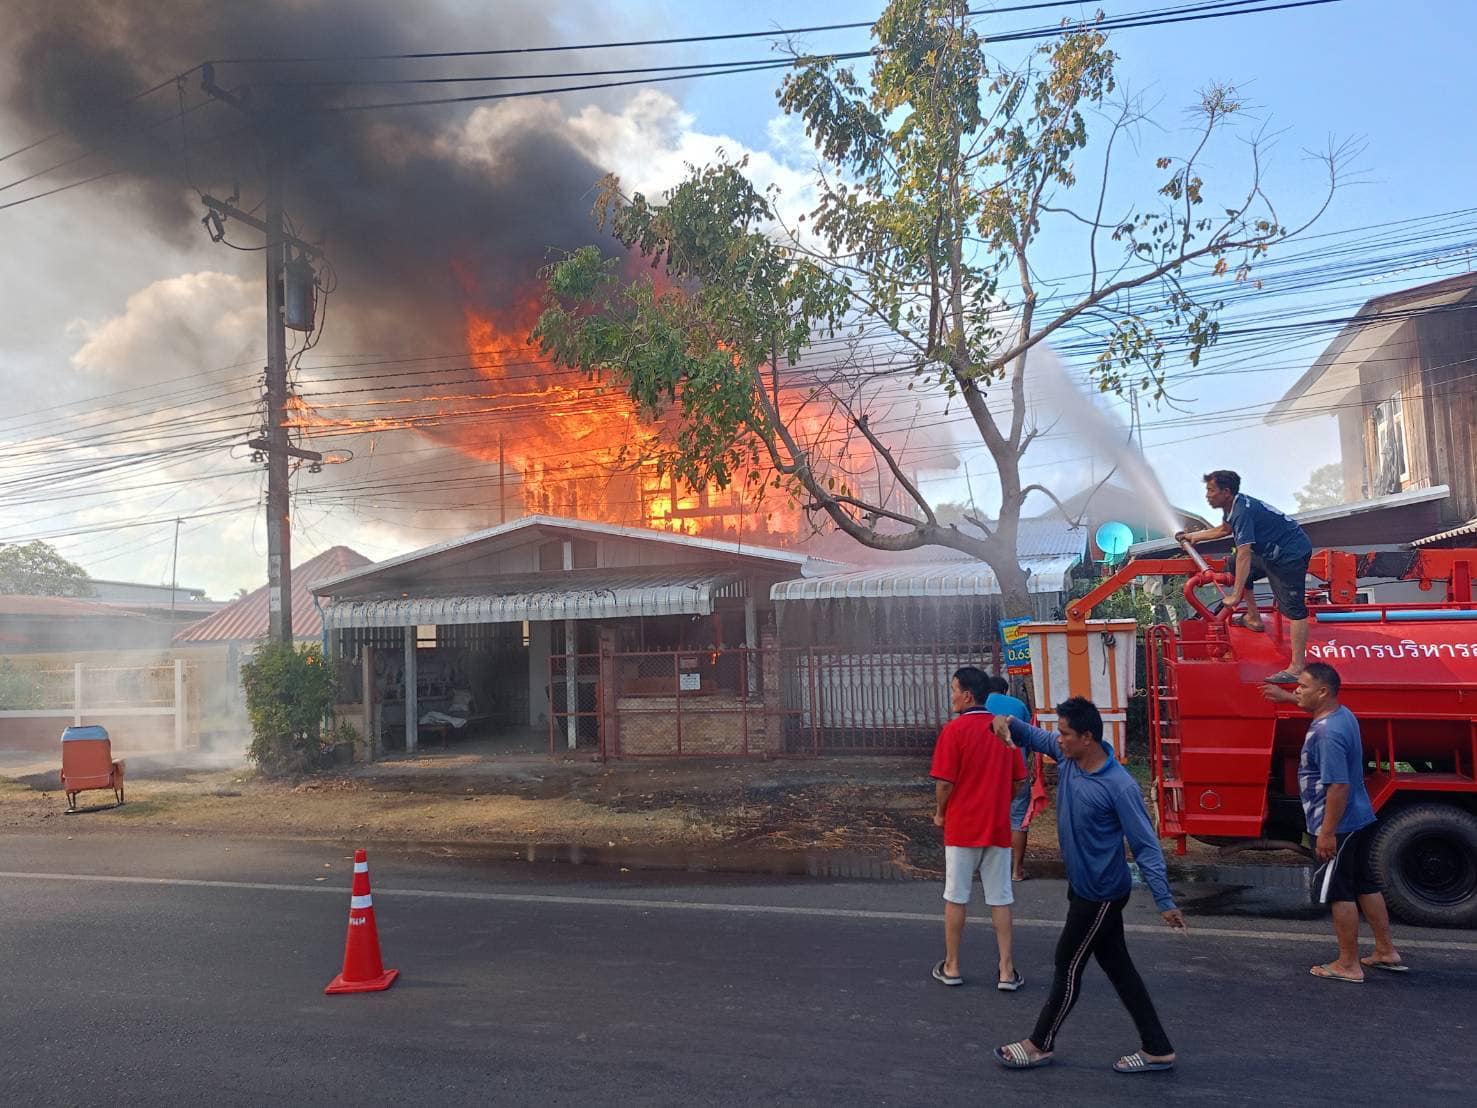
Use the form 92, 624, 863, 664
174, 546, 372, 643
0, 594, 140, 618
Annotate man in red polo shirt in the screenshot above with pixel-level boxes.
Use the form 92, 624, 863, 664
931, 665, 1029, 991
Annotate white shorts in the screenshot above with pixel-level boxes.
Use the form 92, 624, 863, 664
942, 845, 1014, 906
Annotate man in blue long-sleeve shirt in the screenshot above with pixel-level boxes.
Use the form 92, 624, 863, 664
991, 697, 1188, 1076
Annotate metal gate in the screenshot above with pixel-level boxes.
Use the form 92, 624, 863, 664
550, 642, 1002, 759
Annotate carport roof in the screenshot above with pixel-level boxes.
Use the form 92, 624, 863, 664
770, 554, 1081, 602
321, 568, 747, 629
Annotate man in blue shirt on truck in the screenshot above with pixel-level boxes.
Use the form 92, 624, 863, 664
990, 697, 1186, 1076
1177, 469, 1314, 684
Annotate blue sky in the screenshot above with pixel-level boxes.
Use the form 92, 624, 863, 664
651, 0, 1476, 514
5, 0, 1475, 595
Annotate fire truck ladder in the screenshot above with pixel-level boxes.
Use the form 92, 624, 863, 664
1147, 625, 1188, 854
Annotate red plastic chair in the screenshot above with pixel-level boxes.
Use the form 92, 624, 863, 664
60, 725, 125, 811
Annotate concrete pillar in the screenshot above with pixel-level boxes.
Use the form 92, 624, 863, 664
173, 658, 186, 751
760, 622, 782, 753
597, 625, 618, 759
564, 618, 578, 751
360, 644, 376, 760
528, 622, 551, 728
404, 629, 418, 754
743, 594, 759, 699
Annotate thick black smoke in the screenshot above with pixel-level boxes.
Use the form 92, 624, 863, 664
6, 0, 626, 352
6, 0, 652, 530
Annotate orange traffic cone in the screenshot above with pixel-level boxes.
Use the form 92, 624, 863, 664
325, 849, 399, 995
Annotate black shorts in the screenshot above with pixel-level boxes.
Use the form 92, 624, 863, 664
1249, 551, 1310, 620
1311, 822, 1382, 904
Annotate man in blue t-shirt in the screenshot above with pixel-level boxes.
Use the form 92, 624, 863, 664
1263, 662, 1405, 982
983, 674, 1035, 881
1178, 468, 1314, 684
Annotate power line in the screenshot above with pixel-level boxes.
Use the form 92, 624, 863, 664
203, 2, 1095, 66
0, 0, 1345, 207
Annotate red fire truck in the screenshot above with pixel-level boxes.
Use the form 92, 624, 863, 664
1068, 547, 1477, 928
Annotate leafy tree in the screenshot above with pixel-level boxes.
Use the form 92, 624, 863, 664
1292, 462, 1344, 512
534, 0, 1349, 616
0, 660, 40, 711
0, 541, 94, 597
240, 641, 338, 775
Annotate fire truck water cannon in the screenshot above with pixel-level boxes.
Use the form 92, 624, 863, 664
1038, 545, 1477, 929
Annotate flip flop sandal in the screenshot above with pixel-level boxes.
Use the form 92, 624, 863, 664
997, 970, 1025, 992
1114, 1052, 1175, 1074
931, 960, 963, 987
1230, 614, 1265, 632
995, 1042, 1052, 1069
1361, 957, 1410, 974
1310, 964, 1363, 984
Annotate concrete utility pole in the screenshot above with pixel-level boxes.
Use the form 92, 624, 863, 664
169, 516, 182, 624
200, 65, 322, 644
262, 162, 293, 644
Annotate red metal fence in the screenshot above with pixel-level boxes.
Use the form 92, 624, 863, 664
550, 642, 1002, 759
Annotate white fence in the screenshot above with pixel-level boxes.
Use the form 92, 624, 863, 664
0, 660, 192, 750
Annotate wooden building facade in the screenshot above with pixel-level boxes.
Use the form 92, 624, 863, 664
1270, 272, 1477, 526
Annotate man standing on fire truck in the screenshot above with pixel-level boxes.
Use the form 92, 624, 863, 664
1177, 469, 1313, 683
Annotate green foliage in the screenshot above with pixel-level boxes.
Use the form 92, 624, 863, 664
0, 541, 94, 597
0, 660, 40, 710
240, 641, 338, 775
534, 0, 1339, 615
325, 718, 363, 761
1293, 462, 1344, 512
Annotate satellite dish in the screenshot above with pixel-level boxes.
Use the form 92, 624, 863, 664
1095, 520, 1134, 561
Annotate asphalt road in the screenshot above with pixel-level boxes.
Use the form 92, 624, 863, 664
1, 833, 1473, 1106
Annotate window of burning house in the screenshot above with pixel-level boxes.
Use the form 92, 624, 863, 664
538, 539, 597, 572
1371, 396, 1409, 495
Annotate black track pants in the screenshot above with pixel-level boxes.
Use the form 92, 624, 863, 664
1029, 889, 1174, 1056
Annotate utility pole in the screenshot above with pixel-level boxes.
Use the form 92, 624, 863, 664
262, 161, 293, 644
201, 65, 322, 645
498, 432, 507, 525
169, 517, 182, 623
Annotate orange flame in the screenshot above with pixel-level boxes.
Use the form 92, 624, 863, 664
284, 270, 906, 543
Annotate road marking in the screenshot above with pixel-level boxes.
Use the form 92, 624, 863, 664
1, 869, 1475, 952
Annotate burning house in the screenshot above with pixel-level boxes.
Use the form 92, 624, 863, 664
314, 516, 820, 757
314, 515, 1088, 760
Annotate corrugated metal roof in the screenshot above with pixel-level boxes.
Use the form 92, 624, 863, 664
0, 594, 158, 618
807, 516, 1088, 566
174, 546, 372, 643
1412, 517, 1477, 547
323, 569, 743, 629
770, 554, 1081, 602
313, 514, 819, 594
924, 517, 1087, 561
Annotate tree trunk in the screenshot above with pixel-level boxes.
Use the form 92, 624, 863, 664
993, 558, 1033, 622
